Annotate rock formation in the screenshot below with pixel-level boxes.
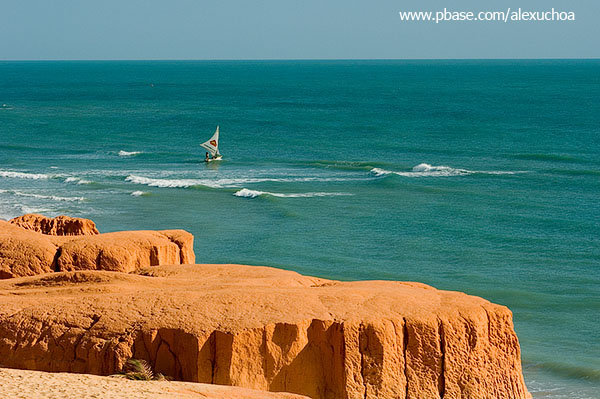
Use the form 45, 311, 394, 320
0, 264, 531, 399
0, 219, 195, 278
0, 220, 58, 279
55, 230, 192, 273
9, 214, 100, 236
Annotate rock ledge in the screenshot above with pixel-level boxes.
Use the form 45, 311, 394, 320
0, 264, 530, 399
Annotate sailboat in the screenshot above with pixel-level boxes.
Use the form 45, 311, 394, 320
201, 126, 222, 162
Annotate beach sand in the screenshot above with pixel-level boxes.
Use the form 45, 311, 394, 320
0, 367, 308, 399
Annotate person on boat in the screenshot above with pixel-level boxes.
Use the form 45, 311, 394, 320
205, 152, 210, 162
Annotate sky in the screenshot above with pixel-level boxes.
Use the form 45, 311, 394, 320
0, 0, 598, 60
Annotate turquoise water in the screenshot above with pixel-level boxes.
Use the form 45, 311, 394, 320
0, 60, 598, 397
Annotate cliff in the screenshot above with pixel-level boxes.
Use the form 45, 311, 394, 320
0, 218, 195, 279
0, 264, 531, 399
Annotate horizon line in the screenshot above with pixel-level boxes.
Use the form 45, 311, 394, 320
1, 57, 599, 62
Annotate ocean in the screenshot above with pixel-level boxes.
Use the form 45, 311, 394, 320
0, 60, 598, 398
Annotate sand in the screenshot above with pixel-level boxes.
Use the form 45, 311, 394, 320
0, 367, 308, 399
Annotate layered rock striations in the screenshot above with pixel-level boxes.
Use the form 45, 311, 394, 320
0, 264, 531, 399
0, 217, 195, 279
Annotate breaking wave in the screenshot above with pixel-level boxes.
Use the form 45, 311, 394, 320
131, 191, 148, 197
0, 170, 98, 185
126, 175, 219, 188
125, 174, 352, 189
65, 177, 92, 185
371, 163, 522, 178
118, 150, 142, 157
233, 188, 352, 199
0, 170, 50, 180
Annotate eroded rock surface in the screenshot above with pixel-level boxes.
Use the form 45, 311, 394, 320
10, 214, 100, 236
0, 265, 530, 399
0, 220, 195, 278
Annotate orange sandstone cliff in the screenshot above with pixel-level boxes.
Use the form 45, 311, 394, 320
0, 215, 530, 398
0, 264, 530, 399
0, 217, 194, 279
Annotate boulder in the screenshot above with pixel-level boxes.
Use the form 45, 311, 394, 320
9, 214, 100, 236
0, 264, 530, 399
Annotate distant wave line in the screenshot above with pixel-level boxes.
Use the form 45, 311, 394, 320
0, 170, 50, 180
371, 163, 525, 178
0, 170, 101, 185
125, 174, 354, 189
0, 189, 85, 202
526, 360, 600, 383
118, 150, 143, 157
233, 188, 353, 199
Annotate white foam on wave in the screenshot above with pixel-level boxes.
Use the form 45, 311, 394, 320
0, 170, 50, 180
65, 177, 92, 185
118, 150, 142, 157
233, 188, 352, 199
0, 189, 85, 202
126, 175, 214, 188
131, 191, 148, 197
371, 163, 522, 178
125, 174, 352, 189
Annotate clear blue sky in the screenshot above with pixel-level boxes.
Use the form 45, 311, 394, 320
1, 0, 598, 60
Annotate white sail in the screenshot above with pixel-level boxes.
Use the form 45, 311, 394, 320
200, 126, 220, 156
